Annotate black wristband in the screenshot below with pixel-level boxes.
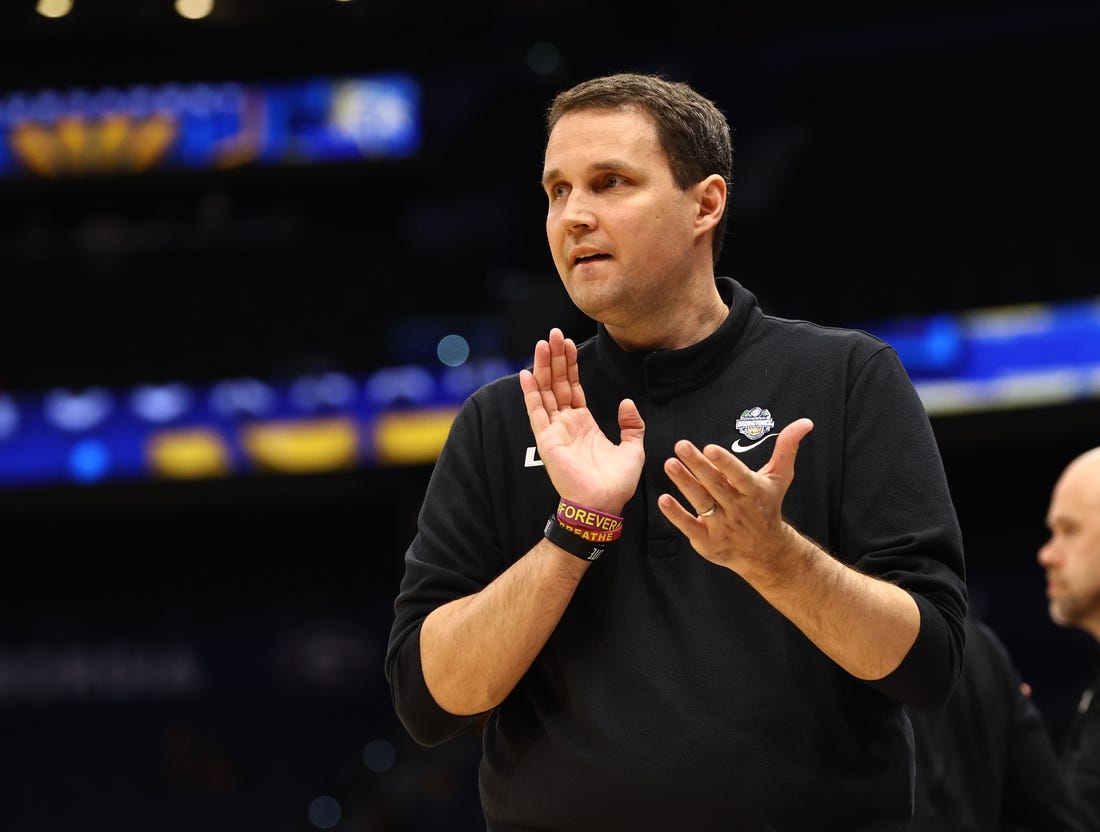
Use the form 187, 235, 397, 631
543, 515, 609, 562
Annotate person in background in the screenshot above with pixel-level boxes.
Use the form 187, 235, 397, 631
385, 71, 967, 830
1039, 445, 1100, 832
909, 613, 1084, 831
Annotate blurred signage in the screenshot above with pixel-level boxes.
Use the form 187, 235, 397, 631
0, 74, 421, 178
0, 642, 206, 705
859, 295, 1100, 415
0, 295, 1098, 489
0, 360, 516, 488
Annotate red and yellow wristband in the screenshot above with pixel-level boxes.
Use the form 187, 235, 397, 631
556, 497, 623, 541
543, 498, 624, 562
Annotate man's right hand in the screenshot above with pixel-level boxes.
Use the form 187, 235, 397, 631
519, 327, 645, 515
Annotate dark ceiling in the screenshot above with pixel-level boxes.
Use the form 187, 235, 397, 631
0, 2, 1097, 392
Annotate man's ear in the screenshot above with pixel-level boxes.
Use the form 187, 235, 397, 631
694, 174, 727, 234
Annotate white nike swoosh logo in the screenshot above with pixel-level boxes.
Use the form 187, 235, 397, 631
731, 434, 779, 454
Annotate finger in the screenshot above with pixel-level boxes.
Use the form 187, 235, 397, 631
617, 398, 645, 441
701, 418, 814, 490
765, 418, 818, 477
657, 492, 709, 539
760, 418, 814, 481
548, 329, 578, 408
519, 369, 550, 433
673, 439, 734, 494
564, 335, 585, 408
664, 445, 719, 514
529, 338, 560, 416
531, 337, 550, 384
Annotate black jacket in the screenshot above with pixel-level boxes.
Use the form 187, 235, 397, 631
387, 278, 967, 831
910, 617, 1085, 831
1063, 658, 1100, 832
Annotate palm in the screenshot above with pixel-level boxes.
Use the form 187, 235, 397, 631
520, 329, 645, 511
536, 402, 645, 504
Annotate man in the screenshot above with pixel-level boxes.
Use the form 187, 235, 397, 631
386, 72, 967, 830
1039, 446, 1100, 831
909, 614, 1084, 831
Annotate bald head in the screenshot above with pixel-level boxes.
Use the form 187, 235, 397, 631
1039, 446, 1100, 639
1060, 446, 1100, 488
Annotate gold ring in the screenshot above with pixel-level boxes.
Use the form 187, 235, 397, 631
699, 503, 718, 517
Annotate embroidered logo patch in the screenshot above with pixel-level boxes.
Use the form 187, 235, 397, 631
736, 407, 774, 439
731, 407, 778, 454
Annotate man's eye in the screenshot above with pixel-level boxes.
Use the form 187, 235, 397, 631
552, 185, 568, 199
604, 175, 623, 188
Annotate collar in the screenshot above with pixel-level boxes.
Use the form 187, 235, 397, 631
592, 277, 762, 402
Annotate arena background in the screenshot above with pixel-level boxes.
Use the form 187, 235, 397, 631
0, 2, 1098, 829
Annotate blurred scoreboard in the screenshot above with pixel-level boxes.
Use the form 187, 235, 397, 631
0, 73, 420, 178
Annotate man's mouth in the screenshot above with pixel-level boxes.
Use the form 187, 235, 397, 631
574, 253, 610, 265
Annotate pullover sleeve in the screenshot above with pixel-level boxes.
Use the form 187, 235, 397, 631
384, 394, 501, 746
836, 343, 967, 711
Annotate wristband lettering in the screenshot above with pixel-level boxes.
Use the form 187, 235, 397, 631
556, 498, 623, 540
543, 516, 608, 562
556, 519, 620, 543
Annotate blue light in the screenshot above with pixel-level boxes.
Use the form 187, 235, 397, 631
70, 439, 111, 483
437, 334, 470, 367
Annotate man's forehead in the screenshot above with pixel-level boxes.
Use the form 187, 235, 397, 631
549, 105, 653, 133
544, 111, 660, 166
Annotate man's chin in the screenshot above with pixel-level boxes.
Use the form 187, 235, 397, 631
1049, 601, 1075, 628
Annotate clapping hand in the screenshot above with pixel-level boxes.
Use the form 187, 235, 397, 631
519, 328, 645, 515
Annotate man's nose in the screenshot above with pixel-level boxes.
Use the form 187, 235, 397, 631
559, 193, 596, 231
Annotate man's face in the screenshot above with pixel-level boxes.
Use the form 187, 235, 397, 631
1039, 453, 1100, 636
541, 107, 702, 333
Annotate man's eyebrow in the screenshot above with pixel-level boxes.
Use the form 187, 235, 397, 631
541, 160, 631, 188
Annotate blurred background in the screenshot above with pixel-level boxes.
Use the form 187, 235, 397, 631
0, 1, 1098, 829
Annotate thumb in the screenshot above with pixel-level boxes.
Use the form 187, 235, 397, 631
618, 398, 645, 443
765, 418, 814, 480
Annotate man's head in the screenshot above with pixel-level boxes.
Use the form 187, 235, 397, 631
545, 73, 733, 265
1039, 446, 1100, 640
541, 74, 731, 344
